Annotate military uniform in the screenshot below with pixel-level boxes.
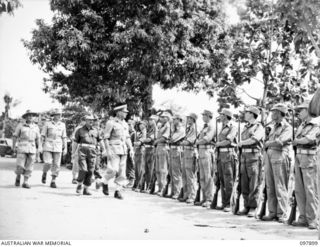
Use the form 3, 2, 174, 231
41, 109, 67, 187
71, 123, 83, 184
238, 106, 264, 216
195, 110, 216, 208
169, 115, 185, 199
292, 102, 319, 229
181, 113, 198, 203
216, 109, 238, 211
263, 104, 292, 222
13, 110, 41, 188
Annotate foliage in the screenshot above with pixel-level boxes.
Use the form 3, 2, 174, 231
0, 0, 21, 15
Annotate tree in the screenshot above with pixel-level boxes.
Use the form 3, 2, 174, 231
0, 0, 21, 15
1, 93, 21, 138
23, 0, 230, 115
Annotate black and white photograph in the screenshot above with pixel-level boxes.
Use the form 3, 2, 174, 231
0, 0, 320, 243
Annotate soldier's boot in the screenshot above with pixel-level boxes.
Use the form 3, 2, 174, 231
177, 188, 184, 200
50, 176, 57, 188
102, 184, 109, 196
76, 184, 82, 194
202, 201, 212, 208
186, 198, 194, 204
83, 187, 92, 196
194, 199, 206, 206
114, 190, 123, 200
15, 175, 21, 187
237, 207, 250, 216
262, 214, 277, 221
72, 178, 78, 184
22, 177, 30, 189
292, 220, 308, 227
308, 223, 317, 230
41, 172, 47, 184
247, 208, 256, 218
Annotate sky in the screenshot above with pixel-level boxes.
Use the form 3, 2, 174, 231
0, 0, 258, 119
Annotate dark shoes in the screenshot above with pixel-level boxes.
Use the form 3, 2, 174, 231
179, 197, 187, 202
50, 181, 57, 188
237, 208, 249, 216
102, 184, 109, 196
76, 184, 82, 194
262, 214, 277, 221
215, 205, 224, 210
22, 183, 30, 189
114, 190, 123, 200
83, 188, 92, 196
15, 176, 21, 187
247, 208, 256, 218
194, 199, 206, 206
292, 220, 308, 227
186, 199, 194, 204
308, 223, 317, 230
41, 173, 47, 184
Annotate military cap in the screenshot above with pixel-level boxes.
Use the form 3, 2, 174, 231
271, 103, 288, 114
220, 109, 233, 118
244, 106, 260, 116
173, 114, 183, 121
114, 104, 129, 113
160, 112, 172, 119
50, 108, 63, 116
187, 113, 198, 121
295, 101, 310, 110
22, 110, 38, 119
201, 110, 213, 118
84, 114, 96, 120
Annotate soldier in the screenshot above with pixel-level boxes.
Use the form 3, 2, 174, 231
263, 103, 292, 222
195, 110, 216, 208
73, 114, 106, 195
41, 109, 67, 188
141, 115, 158, 193
168, 114, 185, 199
237, 106, 264, 217
291, 101, 319, 230
153, 111, 171, 196
133, 120, 147, 192
12, 110, 42, 189
180, 113, 198, 204
101, 104, 134, 200
215, 109, 238, 212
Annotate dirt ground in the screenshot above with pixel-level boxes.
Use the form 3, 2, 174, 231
0, 157, 317, 240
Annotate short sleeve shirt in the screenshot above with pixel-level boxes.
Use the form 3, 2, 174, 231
198, 120, 215, 144
171, 123, 185, 144
268, 119, 292, 151
241, 121, 264, 149
156, 122, 170, 144
13, 123, 40, 154
41, 121, 67, 152
184, 123, 197, 145
218, 121, 238, 147
74, 125, 101, 145
295, 119, 320, 148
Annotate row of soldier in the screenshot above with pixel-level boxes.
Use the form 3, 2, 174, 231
12, 102, 319, 230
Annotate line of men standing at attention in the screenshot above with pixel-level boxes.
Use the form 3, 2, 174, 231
11, 102, 319, 231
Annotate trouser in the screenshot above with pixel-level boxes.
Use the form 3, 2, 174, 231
144, 147, 155, 189
15, 153, 36, 179
155, 145, 169, 191
77, 146, 97, 187
71, 142, 79, 179
295, 153, 318, 225
240, 152, 261, 209
134, 146, 146, 189
126, 149, 135, 180
94, 151, 103, 179
183, 148, 197, 200
198, 148, 214, 202
103, 154, 127, 190
169, 147, 183, 196
265, 149, 290, 218
42, 151, 62, 177
217, 151, 237, 207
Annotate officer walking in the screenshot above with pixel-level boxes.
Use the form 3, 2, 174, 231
195, 110, 216, 208
292, 101, 319, 229
263, 103, 292, 222
215, 109, 238, 212
12, 110, 42, 189
101, 104, 134, 199
73, 114, 105, 195
168, 114, 185, 199
41, 109, 67, 188
237, 106, 265, 217
180, 113, 198, 204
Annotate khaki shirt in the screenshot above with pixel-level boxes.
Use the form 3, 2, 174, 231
74, 125, 101, 145
241, 121, 264, 148
295, 118, 320, 148
198, 120, 215, 144
134, 129, 147, 147
104, 117, 130, 155
41, 121, 67, 152
13, 123, 40, 154
268, 119, 292, 151
218, 121, 238, 147
171, 123, 185, 144
156, 122, 170, 144
184, 123, 197, 145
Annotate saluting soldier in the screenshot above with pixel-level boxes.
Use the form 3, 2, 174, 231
180, 113, 198, 204
154, 111, 171, 196
73, 114, 106, 195
263, 103, 292, 222
12, 110, 42, 189
41, 109, 67, 188
101, 104, 134, 200
292, 101, 319, 230
237, 106, 265, 217
168, 114, 185, 199
215, 109, 238, 212
195, 110, 216, 208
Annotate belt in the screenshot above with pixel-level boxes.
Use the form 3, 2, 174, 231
80, 143, 96, 148
219, 148, 234, 152
198, 144, 214, 149
297, 149, 317, 155
144, 145, 154, 148
242, 148, 259, 153
184, 146, 194, 150
170, 145, 182, 150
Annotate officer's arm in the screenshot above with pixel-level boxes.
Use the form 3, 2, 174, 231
240, 124, 264, 146
103, 121, 114, 155
295, 125, 320, 145
269, 125, 292, 147
197, 122, 215, 145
